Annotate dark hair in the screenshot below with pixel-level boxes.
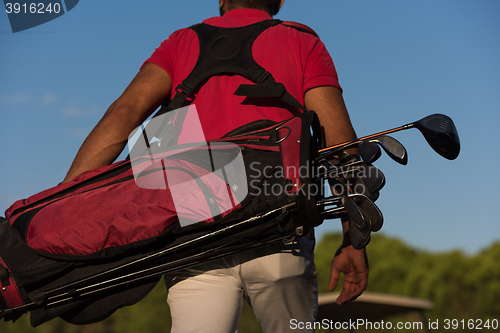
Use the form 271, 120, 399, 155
225, 0, 280, 15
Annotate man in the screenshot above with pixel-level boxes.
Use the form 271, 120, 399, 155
63, 0, 368, 331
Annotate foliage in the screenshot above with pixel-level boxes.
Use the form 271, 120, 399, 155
1, 234, 499, 332
315, 232, 500, 331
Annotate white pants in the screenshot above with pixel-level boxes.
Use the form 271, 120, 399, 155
165, 232, 317, 333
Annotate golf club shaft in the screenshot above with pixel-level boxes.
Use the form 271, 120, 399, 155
318, 123, 414, 154
315, 160, 365, 180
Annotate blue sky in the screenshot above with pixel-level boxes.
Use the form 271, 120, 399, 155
1, 0, 499, 254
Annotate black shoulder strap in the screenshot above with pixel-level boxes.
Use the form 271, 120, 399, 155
0, 264, 10, 287
164, 19, 309, 113
142, 20, 316, 150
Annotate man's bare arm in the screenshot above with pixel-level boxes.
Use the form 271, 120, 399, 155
304, 86, 369, 304
62, 63, 172, 183
304, 86, 356, 147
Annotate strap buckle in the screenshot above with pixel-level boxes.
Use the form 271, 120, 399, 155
175, 84, 193, 97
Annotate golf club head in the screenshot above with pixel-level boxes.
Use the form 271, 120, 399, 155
369, 135, 408, 165
350, 194, 384, 232
317, 195, 372, 249
414, 114, 460, 160
362, 189, 380, 202
354, 165, 386, 194
358, 141, 382, 164
341, 196, 371, 249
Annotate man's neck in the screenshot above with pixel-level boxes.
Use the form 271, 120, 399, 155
221, 7, 271, 17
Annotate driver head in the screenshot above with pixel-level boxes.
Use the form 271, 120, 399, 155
415, 114, 460, 160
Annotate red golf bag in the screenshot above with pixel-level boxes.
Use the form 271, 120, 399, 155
0, 111, 326, 326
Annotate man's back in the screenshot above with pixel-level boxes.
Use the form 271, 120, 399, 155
143, 8, 340, 141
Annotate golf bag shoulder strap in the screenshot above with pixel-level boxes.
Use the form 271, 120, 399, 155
165, 19, 315, 113
0, 264, 9, 287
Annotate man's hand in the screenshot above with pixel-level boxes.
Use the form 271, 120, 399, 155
328, 240, 369, 305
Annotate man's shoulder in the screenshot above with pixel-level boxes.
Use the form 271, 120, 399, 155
169, 26, 194, 37
279, 21, 319, 38
162, 26, 199, 46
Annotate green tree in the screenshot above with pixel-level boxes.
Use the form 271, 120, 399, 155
315, 232, 500, 331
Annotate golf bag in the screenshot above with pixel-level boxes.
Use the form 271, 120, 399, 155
0, 109, 326, 326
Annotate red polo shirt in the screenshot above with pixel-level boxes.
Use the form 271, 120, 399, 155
143, 8, 341, 141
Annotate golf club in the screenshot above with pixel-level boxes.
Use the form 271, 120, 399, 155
358, 141, 382, 164
319, 194, 383, 232
349, 193, 384, 232
318, 114, 460, 160
316, 158, 365, 179
354, 165, 386, 194
318, 195, 365, 227
318, 195, 371, 249
318, 135, 408, 165
316, 158, 386, 195
369, 136, 408, 165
